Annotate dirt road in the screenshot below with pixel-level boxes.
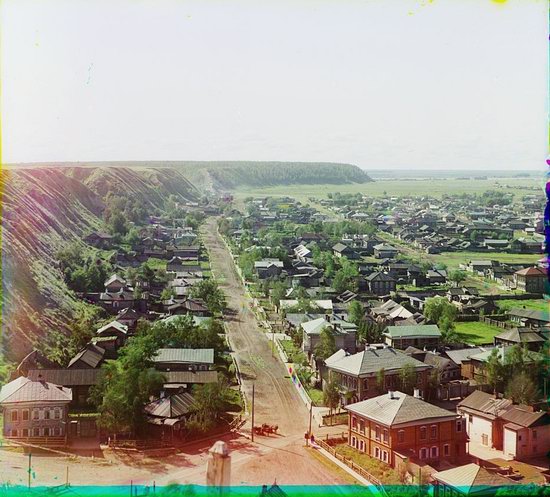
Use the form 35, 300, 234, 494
201, 217, 309, 436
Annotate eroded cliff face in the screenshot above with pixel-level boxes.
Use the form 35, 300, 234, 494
2, 166, 199, 361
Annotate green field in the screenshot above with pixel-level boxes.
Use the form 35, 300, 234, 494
496, 299, 548, 312
234, 177, 543, 203
455, 321, 502, 345
433, 251, 541, 269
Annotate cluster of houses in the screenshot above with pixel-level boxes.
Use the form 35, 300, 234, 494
320, 192, 544, 256
227, 196, 549, 484
1, 218, 225, 447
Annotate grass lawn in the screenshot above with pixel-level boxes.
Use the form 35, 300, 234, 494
496, 299, 548, 312
279, 339, 303, 362
433, 251, 540, 269
333, 443, 401, 484
455, 321, 502, 345
146, 257, 167, 270
306, 387, 325, 406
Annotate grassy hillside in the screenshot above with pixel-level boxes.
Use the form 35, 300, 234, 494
2, 166, 199, 361
7, 161, 373, 190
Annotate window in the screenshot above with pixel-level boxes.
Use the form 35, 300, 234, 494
33, 409, 40, 420
468, 414, 473, 423
398, 430, 405, 443
359, 440, 365, 452
363, 379, 368, 390
10, 429, 18, 437
44, 427, 50, 437
481, 434, 488, 446
22, 410, 29, 421
456, 420, 462, 432
10, 410, 18, 422
420, 426, 427, 440
351, 436, 356, 448
382, 450, 388, 463
444, 444, 450, 456
374, 447, 380, 459
431, 446, 438, 458
431, 425, 437, 439
383, 429, 389, 443
22, 429, 29, 437
375, 426, 380, 440
359, 420, 365, 434
420, 448, 427, 460
518, 435, 522, 442
33, 428, 40, 437
54, 408, 61, 420
351, 416, 357, 429
44, 409, 50, 420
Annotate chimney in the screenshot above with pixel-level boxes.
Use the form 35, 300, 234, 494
388, 390, 395, 399
413, 388, 422, 399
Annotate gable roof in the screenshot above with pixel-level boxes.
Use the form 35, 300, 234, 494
326, 347, 430, 376
457, 390, 512, 419
444, 346, 494, 365
385, 324, 441, 338
345, 391, 456, 426
494, 327, 545, 344
153, 348, 214, 365
508, 308, 550, 323
0, 376, 72, 404
68, 344, 106, 369
105, 274, 126, 286
500, 406, 550, 428
432, 464, 516, 494
514, 267, 546, 277
144, 392, 196, 418
97, 320, 128, 336
27, 368, 101, 386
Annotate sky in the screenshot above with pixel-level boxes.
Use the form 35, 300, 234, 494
1, 0, 547, 170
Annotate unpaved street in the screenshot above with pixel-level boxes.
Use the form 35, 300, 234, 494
201, 217, 309, 436
0, 218, 356, 489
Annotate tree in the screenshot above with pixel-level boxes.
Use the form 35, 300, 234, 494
439, 316, 460, 344
137, 263, 156, 286
191, 379, 233, 432
485, 349, 504, 395
314, 327, 337, 362
424, 297, 457, 324
376, 368, 386, 394
332, 258, 359, 293
505, 372, 539, 405
108, 211, 128, 236
190, 279, 226, 314
399, 363, 416, 395
323, 375, 341, 424
348, 301, 365, 326
448, 270, 467, 287
270, 281, 287, 308
161, 288, 175, 301
91, 360, 165, 435
427, 368, 441, 401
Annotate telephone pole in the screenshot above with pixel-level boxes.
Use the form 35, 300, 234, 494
28, 452, 32, 488
251, 383, 255, 442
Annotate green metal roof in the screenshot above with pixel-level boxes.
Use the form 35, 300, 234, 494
385, 324, 441, 338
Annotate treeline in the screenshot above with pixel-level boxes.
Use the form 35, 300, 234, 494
203, 162, 372, 188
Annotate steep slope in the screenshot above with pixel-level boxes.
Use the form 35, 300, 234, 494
2, 166, 199, 361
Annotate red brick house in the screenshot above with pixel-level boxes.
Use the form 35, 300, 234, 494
345, 390, 468, 469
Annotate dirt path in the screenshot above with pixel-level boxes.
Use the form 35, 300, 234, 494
201, 218, 309, 437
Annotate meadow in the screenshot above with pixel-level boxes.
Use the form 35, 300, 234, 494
234, 177, 543, 203
455, 321, 503, 345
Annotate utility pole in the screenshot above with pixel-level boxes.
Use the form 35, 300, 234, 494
66, 466, 69, 486
251, 383, 255, 442
28, 452, 32, 488
308, 403, 313, 443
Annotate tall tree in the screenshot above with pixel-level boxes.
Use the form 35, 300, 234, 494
505, 372, 539, 405
323, 375, 341, 424
485, 349, 504, 395
399, 363, 417, 395
314, 327, 337, 362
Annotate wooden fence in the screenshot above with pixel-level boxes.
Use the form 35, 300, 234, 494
317, 438, 387, 491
